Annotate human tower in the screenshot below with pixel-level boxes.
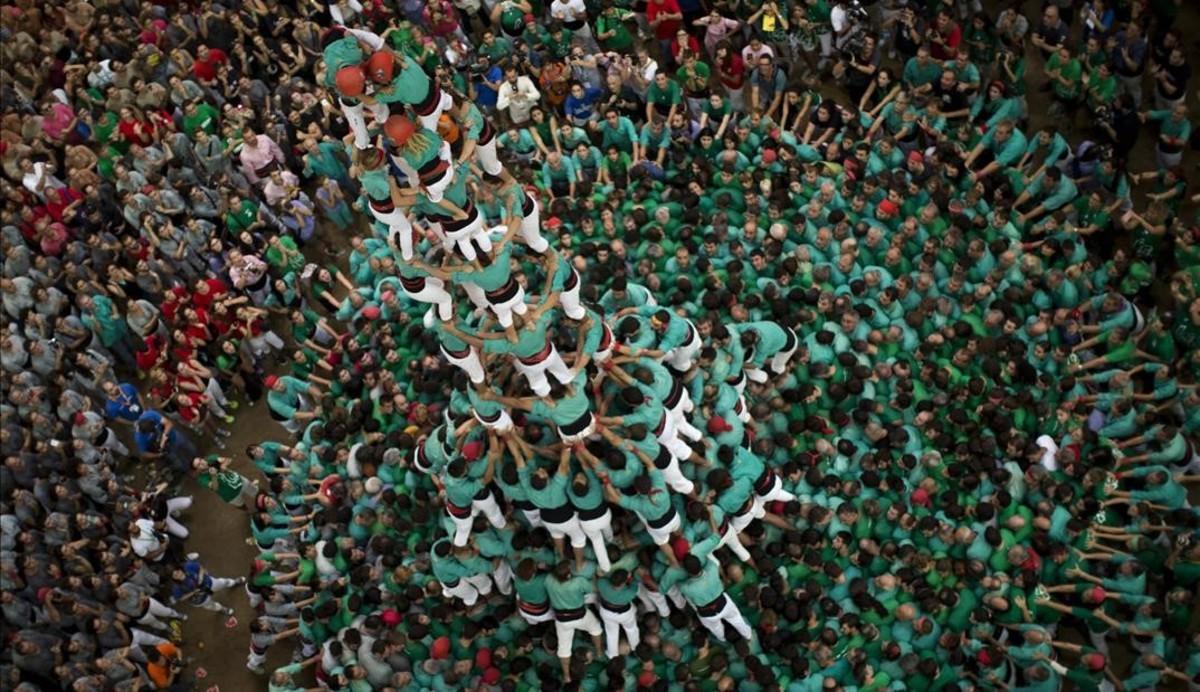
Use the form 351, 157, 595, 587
320, 26, 801, 680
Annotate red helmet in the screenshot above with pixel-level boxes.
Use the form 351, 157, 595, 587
334, 65, 366, 97
384, 115, 416, 146
365, 50, 396, 84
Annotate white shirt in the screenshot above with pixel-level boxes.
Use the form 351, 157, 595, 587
741, 44, 774, 66
497, 76, 542, 118
21, 163, 62, 202
551, 0, 587, 22
130, 518, 164, 560
1035, 434, 1059, 471
831, 5, 849, 33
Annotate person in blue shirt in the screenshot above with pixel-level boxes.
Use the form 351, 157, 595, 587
134, 409, 197, 475
169, 557, 245, 615
563, 82, 604, 128
101, 380, 144, 424
471, 55, 504, 111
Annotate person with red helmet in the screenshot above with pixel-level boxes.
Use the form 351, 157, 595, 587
360, 47, 454, 132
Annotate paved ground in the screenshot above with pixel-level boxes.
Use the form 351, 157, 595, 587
171, 1, 1200, 689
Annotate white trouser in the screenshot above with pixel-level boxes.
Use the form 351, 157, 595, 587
139, 598, 184, 630
450, 490, 507, 546
656, 414, 696, 463
421, 142, 455, 203
514, 347, 573, 397
517, 600, 555, 624
664, 330, 701, 371
475, 136, 503, 176
669, 393, 703, 442
559, 268, 586, 320
756, 475, 796, 504
443, 212, 489, 261
638, 510, 680, 546
520, 194, 549, 253
474, 407, 514, 434
696, 594, 753, 642
461, 281, 490, 311
578, 510, 613, 572
557, 413, 596, 445
442, 573, 493, 607
657, 453, 695, 495
164, 496, 192, 539
769, 329, 799, 374
487, 282, 528, 329
403, 275, 454, 321
249, 330, 285, 357
205, 376, 229, 407
717, 523, 752, 562
101, 429, 130, 456
442, 343, 485, 384
416, 89, 454, 132
520, 508, 544, 528
731, 497, 767, 533
637, 583, 670, 616
555, 610, 602, 658
189, 577, 240, 611
492, 559, 514, 596
342, 99, 391, 150
599, 604, 639, 658
376, 207, 416, 260
131, 628, 168, 647
734, 397, 751, 423
542, 513, 587, 548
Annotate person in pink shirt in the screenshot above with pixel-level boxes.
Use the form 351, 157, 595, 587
238, 129, 287, 185
41, 102, 82, 145
694, 9, 740, 58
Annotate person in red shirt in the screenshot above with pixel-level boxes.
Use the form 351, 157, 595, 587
192, 44, 227, 84
136, 334, 166, 371
669, 28, 702, 65
715, 41, 746, 112
928, 10, 961, 61
190, 277, 228, 311
645, 0, 683, 63
116, 107, 156, 147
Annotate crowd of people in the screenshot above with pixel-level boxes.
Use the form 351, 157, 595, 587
2, 0, 1200, 690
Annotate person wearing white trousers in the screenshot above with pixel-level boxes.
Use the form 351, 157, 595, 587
574, 501, 613, 573
443, 572, 494, 607
380, 272, 454, 322
135, 596, 187, 631
475, 279, 529, 330
441, 341, 486, 384
374, 200, 418, 261
661, 319, 702, 372
598, 600, 639, 658
172, 572, 244, 615
511, 343, 574, 397
695, 592, 754, 642
555, 262, 587, 321
438, 206, 491, 262
342, 98, 391, 150
516, 189, 550, 253
743, 327, 799, 383
655, 411, 698, 465
161, 495, 193, 539
247, 329, 285, 360
448, 487, 507, 547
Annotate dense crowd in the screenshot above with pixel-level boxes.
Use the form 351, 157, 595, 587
2, 0, 1200, 691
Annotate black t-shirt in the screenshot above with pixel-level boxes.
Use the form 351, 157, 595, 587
1035, 20, 1068, 50
932, 80, 969, 113
1158, 61, 1192, 99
